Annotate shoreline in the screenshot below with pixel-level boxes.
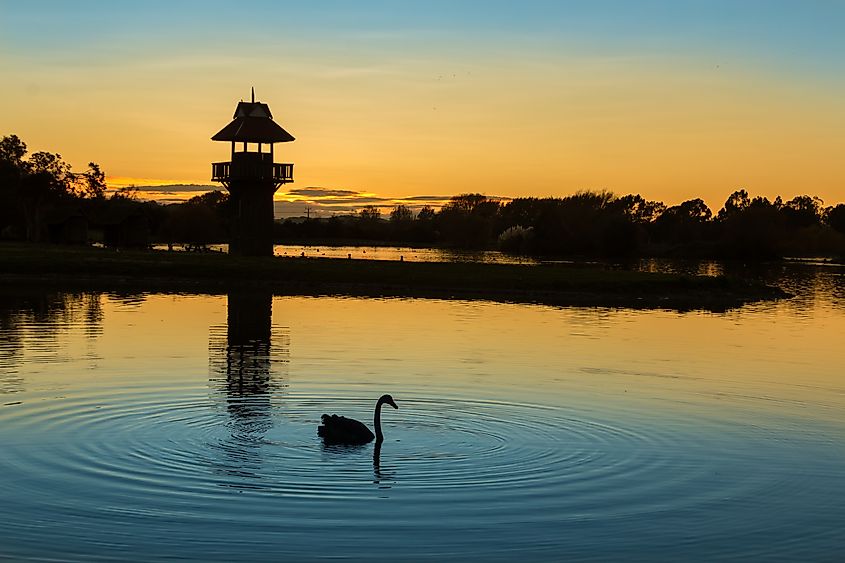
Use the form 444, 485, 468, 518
0, 243, 789, 312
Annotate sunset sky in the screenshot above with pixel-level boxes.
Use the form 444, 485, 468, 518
1, 1, 843, 216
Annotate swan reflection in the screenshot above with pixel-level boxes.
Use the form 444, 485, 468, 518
372, 440, 396, 489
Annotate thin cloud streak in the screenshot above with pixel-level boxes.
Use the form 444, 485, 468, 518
287, 187, 361, 197
121, 183, 458, 218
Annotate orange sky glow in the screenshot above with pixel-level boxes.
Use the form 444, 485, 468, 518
1, 3, 843, 217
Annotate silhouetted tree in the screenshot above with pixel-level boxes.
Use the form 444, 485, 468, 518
19, 151, 75, 241
187, 190, 230, 237
497, 197, 544, 232
540, 191, 612, 255
388, 204, 413, 241
495, 192, 654, 256
600, 194, 665, 256
610, 194, 666, 224
154, 191, 229, 248
188, 190, 227, 207
359, 205, 381, 222
161, 203, 219, 249
438, 193, 500, 248
828, 204, 845, 235
653, 198, 712, 245
357, 205, 384, 238
717, 195, 784, 258
0, 135, 28, 237
71, 162, 106, 199
0, 134, 110, 242
389, 204, 412, 223
417, 206, 435, 221
716, 188, 751, 221
782, 195, 823, 229
409, 205, 438, 243
0, 134, 27, 164
109, 186, 140, 201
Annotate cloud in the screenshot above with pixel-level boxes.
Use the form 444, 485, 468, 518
315, 196, 388, 205
277, 185, 401, 216
120, 184, 221, 203
273, 191, 458, 219
140, 184, 219, 192
285, 187, 362, 197
122, 181, 502, 219
398, 195, 452, 201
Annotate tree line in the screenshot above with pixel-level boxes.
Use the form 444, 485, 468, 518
3, 133, 844, 258
278, 191, 845, 259
0, 134, 228, 248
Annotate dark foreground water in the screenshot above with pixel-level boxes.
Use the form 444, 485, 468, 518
0, 263, 843, 561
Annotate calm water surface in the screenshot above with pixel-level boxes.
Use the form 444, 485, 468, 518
0, 264, 843, 561
153, 243, 537, 264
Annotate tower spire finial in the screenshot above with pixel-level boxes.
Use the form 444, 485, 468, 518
251, 86, 255, 103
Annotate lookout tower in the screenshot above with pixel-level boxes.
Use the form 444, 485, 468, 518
211, 89, 294, 256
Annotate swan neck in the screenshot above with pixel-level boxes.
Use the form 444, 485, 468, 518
374, 399, 384, 441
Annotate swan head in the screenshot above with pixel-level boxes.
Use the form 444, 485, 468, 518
379, 394, 398, 409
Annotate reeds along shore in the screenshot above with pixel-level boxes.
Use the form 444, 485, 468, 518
0, 243, 787, 312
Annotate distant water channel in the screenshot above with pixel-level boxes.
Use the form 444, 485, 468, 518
1, 263, 844, 560
155, 243, 537, 264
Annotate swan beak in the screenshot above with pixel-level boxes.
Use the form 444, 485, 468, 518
388, 400, 398, 409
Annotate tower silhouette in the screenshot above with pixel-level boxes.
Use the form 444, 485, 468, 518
211, 90, 295, 256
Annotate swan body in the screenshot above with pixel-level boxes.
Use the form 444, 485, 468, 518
318, 394, 398, 445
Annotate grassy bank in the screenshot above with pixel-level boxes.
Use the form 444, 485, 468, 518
0, 243, 787, 311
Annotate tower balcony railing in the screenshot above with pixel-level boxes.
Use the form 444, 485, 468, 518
212, 161, 294, 184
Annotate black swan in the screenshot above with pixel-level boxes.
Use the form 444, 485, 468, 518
318, 394, 398, 445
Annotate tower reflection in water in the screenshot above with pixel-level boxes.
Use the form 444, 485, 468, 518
208, 291, 288, 485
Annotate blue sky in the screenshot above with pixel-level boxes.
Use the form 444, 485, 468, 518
0, 0, 845, 56
4, 1, 841, 69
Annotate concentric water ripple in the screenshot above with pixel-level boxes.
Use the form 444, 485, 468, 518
1, 386, 843, 561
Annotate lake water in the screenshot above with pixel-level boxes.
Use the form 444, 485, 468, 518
155, 242, 538, 264
1, 262, 843, 561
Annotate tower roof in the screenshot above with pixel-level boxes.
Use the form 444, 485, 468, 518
212, 100, 295, 143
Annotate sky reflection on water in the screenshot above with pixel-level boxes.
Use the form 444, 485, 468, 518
0, 264, 843, 560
